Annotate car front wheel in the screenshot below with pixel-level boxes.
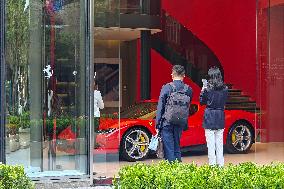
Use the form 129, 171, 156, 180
226, 122, 254, 153
120, 128, 151, 161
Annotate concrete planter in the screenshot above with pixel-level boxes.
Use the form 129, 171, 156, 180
77, 138, 86, 155
5, 137, 11, 154
43, 140, 48, 149
7, 134, 20, 152
19, 127, 30, 148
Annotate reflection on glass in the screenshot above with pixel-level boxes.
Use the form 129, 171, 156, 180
120, 0, 141, 14
93, 40, 120, 177
94, 0, 119, 27
5, 0, 89, 177
95, 63, 119, 103
256, 0, 284, 163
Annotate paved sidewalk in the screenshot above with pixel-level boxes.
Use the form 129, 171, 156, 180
64, 187, 113, 189
35, 181, 114, 189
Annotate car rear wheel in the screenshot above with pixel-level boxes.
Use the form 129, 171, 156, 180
120, 128, 151, 161
226, 122, 254, 154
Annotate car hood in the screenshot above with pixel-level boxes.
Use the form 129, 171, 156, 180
99, 118, 154, 130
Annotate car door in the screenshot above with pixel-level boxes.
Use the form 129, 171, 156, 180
180, 103, 206, 147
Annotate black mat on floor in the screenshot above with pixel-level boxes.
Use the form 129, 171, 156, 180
93, 177, 114, 186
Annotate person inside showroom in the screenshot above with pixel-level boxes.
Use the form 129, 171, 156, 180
94, 77, 104, 146
199, 67, 228, 166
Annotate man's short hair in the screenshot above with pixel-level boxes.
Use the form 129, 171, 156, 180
172, 65, 185, 76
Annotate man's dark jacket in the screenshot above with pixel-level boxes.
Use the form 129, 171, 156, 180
156, 80, 193, 130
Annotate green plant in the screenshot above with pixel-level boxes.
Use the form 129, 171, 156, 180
19, 111, 30, 129
0, 164, 34, 189
7, 115, 20, 126
6, 123, 18, 136
113, 161, 284, 189
45, 116, 78, 138
6, 115, 20, 135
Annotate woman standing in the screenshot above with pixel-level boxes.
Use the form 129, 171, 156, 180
200, 67, 228, 166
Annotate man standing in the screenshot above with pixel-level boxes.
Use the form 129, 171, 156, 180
155, 65, 193, 162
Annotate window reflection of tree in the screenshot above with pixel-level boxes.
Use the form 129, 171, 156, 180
6, 0, 29, 115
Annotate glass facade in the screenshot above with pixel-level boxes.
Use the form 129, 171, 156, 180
93, 0, 121, 174
256, 0, 284, 160
4, 0, 91, 177
1, 0, 284, 181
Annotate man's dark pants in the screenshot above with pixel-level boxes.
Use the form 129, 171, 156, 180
161, 124, 183, 162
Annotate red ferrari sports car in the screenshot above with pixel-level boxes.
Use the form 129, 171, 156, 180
94, 100, 258, 161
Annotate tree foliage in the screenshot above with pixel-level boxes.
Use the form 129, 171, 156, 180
6, 0, 29, 114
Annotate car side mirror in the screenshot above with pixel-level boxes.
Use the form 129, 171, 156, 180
189, 104, 198, 116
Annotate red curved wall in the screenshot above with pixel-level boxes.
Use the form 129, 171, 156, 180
162, 0, 257, 102
136, 41, 201, 101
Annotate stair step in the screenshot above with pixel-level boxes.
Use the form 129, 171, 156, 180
57, 58, 70, 62
228, 96, 250, 100
228, 92, 242, 96
226, 105, 257, 110
227, 98, 251, 103
57, 94, 68, 98
228, 89, 242, 92
61, 106, 75, 110
57, 82, 76, 87
227, 101, 256, 105
228, 91, 250, 98
226, 100, 254, 104
226, 106, 260, 110
226, 100, 256, 105
226, 107, 261, 113
226, 84, 233, 89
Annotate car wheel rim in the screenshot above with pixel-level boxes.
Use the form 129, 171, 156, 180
231, 125, 252, 151
124, 130, 150, 160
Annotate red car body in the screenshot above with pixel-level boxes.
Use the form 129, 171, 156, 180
94, 100, 258, 159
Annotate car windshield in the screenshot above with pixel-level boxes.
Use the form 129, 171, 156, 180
120, 102, 157, 119
101, 102, 157, 119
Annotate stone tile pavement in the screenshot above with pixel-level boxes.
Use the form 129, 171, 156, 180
35, 181, 114, 189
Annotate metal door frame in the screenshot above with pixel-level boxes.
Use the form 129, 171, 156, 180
0, 0, 6, 164
87, 0, 94, 185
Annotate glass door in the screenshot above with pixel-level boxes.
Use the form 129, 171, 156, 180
5, 0, 90, 177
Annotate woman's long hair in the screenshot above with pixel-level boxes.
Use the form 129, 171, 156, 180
208, 67, 226, 90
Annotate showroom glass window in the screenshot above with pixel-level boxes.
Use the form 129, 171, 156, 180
257, 0, 284, 159
4, 0, 90, 177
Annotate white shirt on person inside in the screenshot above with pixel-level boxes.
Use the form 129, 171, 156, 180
94, 90, 104, 117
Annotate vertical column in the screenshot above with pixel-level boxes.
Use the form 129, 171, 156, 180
88, 0, 94, 181
77, 0, 87, 119
140, 31, 151, 100
74, 0, 88, 173
141, 0, 150, 14
0, 0, 6, 163
29, 0, 43, 169
140, 0, 151, 100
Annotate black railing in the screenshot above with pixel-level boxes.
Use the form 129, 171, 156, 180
151, 11, 224, 86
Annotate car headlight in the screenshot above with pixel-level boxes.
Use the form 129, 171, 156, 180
97, 128, 117, 134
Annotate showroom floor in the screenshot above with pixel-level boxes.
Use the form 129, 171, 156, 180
93, 142, 284, 178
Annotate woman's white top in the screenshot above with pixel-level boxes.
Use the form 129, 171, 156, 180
94, 90, 104, 117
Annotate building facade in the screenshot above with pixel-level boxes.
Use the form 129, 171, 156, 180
0, 0, 284, 181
